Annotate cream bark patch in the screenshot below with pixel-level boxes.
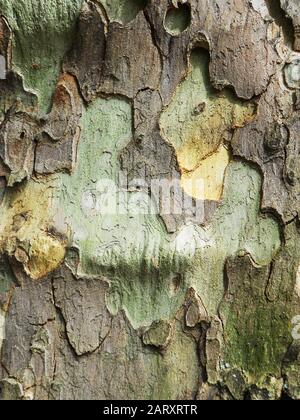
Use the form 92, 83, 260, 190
181, 144, 230, 201
0, 177, 66, 280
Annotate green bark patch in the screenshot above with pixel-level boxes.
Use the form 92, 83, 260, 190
0, 0, 83, 113
54, 96, 280, 328
0, 95, 281, 334
100, 0, 148, 24
164, 3, 191, 36
220, 222, 300, 393
187, 161, 281, 316
55, 97, 189, 327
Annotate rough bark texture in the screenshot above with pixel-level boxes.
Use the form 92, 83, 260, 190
0, 0, 300, 400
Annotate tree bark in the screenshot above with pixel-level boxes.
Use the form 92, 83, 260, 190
0, 0, 300, 400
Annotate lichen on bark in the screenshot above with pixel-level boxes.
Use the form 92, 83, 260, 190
0, 0, 300, 400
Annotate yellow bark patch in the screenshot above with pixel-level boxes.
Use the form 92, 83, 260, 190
176, 97, 255, 172
0, 177, 66, 280
160, 49, 256, 202
24, 234, 66, 281
181, 144, 230, 201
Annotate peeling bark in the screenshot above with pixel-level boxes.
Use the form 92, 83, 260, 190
0, 0, 300, 400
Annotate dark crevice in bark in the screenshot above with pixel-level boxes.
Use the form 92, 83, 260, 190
265, 0, 294, 47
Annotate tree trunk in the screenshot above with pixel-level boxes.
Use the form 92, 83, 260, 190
0, 0, 300, 401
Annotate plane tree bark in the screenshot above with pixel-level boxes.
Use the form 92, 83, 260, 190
0, 0, 300, 400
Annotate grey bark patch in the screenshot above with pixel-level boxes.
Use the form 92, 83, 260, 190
185, 288, 208, 328
209, 6, 277, 99
53, 269, 112, 356
0, 268, 200, 400
100, 12, 161, 98
232, 74, 299, 222
0, 112, 39, 185
35, 74, 82, 175
120, 127, 204, 232
0, 277, 55, 378
35, 129, 80, 175
280, 0, 300, 50
63, 1, 106, 102
142, 319, 173, 349
0, 72, 38, 125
